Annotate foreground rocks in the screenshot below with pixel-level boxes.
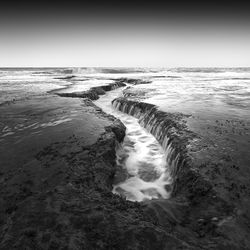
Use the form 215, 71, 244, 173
1, 77, 249, 249
0, 94, 192, 249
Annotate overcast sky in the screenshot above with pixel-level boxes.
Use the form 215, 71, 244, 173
0, 1, 250, 67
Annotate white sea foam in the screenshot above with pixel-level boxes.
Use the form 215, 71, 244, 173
95, 88, 172, 202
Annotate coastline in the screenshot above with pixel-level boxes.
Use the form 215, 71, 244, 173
0, 75, 250, 249
0, 81, 189, 249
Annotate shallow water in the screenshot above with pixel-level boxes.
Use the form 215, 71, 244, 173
128, 68, 250, 121
95, 88, 172, 202
0, 69, 71, 105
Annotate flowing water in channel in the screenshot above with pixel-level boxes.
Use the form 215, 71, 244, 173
94, 88, 172, 202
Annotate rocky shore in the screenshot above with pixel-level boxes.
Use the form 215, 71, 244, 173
111, 85, 250, 249
1, 77, 250, 249
0, 93, 191, 249
56, 81, 126, 100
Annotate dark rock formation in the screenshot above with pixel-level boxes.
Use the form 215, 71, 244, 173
1, 80, 249, 249
115, 78, 152, 85
56, 81, 126, 100
90, 87, 106, 95
122, 86, 157, 100
54, 75, 76, 80
112, 97, 250, 249
112, 97, 195, 179
57, 89, 100, 100
0, 95, 192, 249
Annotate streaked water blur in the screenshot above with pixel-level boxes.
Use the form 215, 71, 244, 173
1, 67, 249, 201
95, 88, 172, 202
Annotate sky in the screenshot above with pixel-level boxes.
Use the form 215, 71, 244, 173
0, 1, 250, 67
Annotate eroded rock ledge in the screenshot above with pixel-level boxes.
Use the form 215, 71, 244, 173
112, 97, 250, 249
115, 78, 152, 85
55, 78, 152, 100
0, 96, 191, 249
56, 81, 126, 100
112, 97, 196, 177
1, 79, 249, 249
